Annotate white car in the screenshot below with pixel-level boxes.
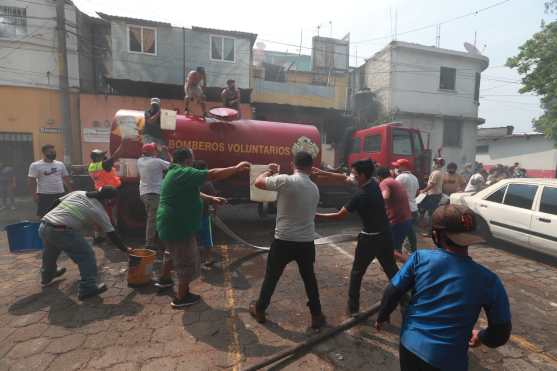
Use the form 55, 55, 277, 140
450, 178, 557, 257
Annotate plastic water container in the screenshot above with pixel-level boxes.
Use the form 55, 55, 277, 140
5, 221, 44, 253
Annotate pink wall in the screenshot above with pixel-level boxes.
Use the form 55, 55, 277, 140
79, 94, 252, 164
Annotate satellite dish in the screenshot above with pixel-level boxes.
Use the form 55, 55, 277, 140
464, 42, 481, 55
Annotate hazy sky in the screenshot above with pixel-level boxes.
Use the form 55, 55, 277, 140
76, 0, 553, 132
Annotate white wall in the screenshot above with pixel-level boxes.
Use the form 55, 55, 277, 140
390, 46, 485, 118
0, 0, 79, 90
364, 49, 391, 117
476, 135, 557, 171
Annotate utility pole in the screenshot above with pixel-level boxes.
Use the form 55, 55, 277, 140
56, 0, 73, 164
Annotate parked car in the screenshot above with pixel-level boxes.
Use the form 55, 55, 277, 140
450, 178, 557, 257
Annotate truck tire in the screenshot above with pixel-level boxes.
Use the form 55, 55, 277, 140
118, 183, 146, 234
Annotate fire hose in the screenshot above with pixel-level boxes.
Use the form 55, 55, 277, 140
242, 302, 382, 371
212, 215, 358, 252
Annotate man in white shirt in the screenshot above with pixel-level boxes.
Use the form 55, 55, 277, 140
249, 151, 326, 330
465, 169, 487, 193
137, 143, 172, 251
39, 187, 131, 300
393, 159, 420, 253
419, 158, 445, 235
28, 144, 72, 217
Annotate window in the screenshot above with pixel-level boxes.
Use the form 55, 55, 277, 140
363, 135, 381, 153
439, 66, 456, 90
392, 129, 413, 155
540, 187, 557, 215
476, 145, 489, 154
211, 35, 235, 62
0, 6, 26, 38
503, 184, 538, 210
128, 25, 156, 54
351, 137, 361, 154
485, 185, 507, 203
442, 119, 462, 148
412, 131, 424, 153
474, 72, 481, 103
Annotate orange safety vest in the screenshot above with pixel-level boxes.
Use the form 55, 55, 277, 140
88, 161, 121, 190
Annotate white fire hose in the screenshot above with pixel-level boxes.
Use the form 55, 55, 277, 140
212, 215, 357, 252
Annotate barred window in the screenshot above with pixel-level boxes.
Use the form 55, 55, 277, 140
0, 6, 27, 38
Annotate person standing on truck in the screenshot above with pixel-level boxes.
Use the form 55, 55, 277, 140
221, 79, 241, 117
28, 144, 72, 218
144, 98, 165, 146
137, 143, 172, 253
418, 157, 445, 236
249, 151, 326, 330
393, 159, 420, 254
313, 160, 400, 317
374, 204, 511, 371
184, 67, 208, 116
39, 186, 133, 300
442, 162, 466, 196
155, 148, 250, 308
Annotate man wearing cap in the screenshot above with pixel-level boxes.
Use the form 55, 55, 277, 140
419, 157, 445, 235
144, 98, 166, 146
375, 204, 512, 371
39, 187, 132, 300
393, 159, 420, 253
221, 79, 241, 117
137, 143, 172, 252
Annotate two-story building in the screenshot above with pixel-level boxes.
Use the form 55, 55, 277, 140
356, 41, 489, 168
0, 0, 83, 190
76, 10, 257, 162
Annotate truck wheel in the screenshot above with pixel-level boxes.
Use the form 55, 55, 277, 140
118, 184, 146, 235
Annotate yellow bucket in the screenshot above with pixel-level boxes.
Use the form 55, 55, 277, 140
127, 249, 156, 286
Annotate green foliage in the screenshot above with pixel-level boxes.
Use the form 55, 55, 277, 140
507, 21, 557, 145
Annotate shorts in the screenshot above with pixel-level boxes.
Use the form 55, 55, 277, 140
186, 85, 205, 101
37, 193, 65, 217
196, 215, 213, 249
164, 235, 200, 284
390, 219, 413, 251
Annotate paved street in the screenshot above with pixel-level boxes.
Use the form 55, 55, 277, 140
1, 202, 557, 370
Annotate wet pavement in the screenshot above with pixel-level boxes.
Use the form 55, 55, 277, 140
1, 202, 557, 370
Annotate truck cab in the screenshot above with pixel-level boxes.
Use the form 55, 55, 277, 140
347, 123, 431, 183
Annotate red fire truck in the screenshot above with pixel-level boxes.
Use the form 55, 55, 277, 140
109, 110, 430, 230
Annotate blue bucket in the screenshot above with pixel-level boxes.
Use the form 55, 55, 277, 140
5, 221, 44, 253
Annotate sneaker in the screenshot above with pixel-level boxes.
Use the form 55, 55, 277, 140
310, 313, 327, 330
78, 283, 108, 300
249, 301, 266, 323
41, 268, 67, 287
171, 293, 201, 308
154, 278, 174, 290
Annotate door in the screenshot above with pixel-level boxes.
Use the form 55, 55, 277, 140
477, 183, 508, 238
0, 132, 34, 196
490, 183, 538, 246
390, 128, 414, 167
529, 186, 557, 255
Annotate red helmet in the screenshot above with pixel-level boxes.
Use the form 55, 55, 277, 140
142, 143, 157, 155
392, 159, 411, 168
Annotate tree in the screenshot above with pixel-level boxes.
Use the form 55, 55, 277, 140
507, 20, 557, 145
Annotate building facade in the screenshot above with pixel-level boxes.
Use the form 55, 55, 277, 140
476, 126, 557, 178
355, 41, 489, 168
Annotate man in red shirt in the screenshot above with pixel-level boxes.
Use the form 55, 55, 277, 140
376, 167, 412, 262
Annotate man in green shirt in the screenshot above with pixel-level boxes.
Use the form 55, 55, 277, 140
156, 148, 250, 308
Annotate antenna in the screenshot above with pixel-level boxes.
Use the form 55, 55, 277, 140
435, 24, 441, 47
317, 24, 320, 37
394, 9, 398, 40
474, 31, 477, 47
299, 28, 303, 55
329, 21, 332, 37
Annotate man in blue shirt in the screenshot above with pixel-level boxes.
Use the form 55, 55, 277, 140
375, 204, 511, 371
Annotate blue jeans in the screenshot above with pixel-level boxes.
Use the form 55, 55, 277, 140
390, 219, 413, 252
39, 223, 98, 295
